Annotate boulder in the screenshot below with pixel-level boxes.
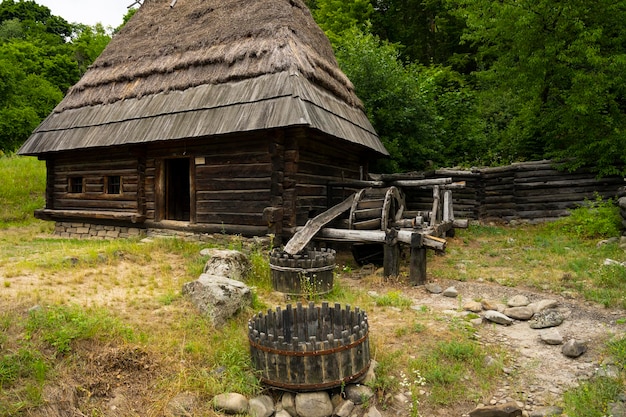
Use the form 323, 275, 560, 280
527, 299, 558, 314
464, 301, 483, 313
333, 399, 355, 417
345, 384, 375, 405
201, 249, 250, 280
443, 286, 458, 298
182, 274, 251, 327
425, 283, 443, 294
281, 392, 296, 416
539, 329, 563, 345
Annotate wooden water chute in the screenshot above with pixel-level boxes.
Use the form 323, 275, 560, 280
283, 179, 469, 286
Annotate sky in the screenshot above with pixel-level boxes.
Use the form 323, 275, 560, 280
35, 0, 139, 28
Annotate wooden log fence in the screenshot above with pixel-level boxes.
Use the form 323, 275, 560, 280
394, 160, 624, 222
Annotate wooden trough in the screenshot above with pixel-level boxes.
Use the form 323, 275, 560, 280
269, 248, 336, 296
248, 302, 370, 391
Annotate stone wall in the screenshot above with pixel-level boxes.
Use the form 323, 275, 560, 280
54, 222, 145, 239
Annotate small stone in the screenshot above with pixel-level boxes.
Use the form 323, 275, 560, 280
481, 299, 500, 311
281, 392, 296, 416
425, 283, 443, 294
464, 301, 483, 312
443, 286, 458, 298
539, 329, 563, 345
275, 410, 292, 417
213, 393, 248, 415
248, 395, 274, 417
333, 399, 355, 417
364, 405, 382, 417
529, 406, 563, 417
484, 310, 514, 326
166, 392, 197, 416
469, 401, 522, 417
527, 299, 558, 314
470, 317, 484, 326
529, 309, 563, 329
609, 401, 626, 417
359, 359, 378, 385
295, 392, 333, 417
392, 393, 409, 408
562, 339, 587, 358
503, 306, 534, 320
345, 384, 375, 405
507, 295, 530, 307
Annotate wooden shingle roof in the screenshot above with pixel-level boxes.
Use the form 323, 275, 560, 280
19, 0, 387, 156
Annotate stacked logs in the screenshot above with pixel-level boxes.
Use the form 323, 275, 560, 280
248, 302, 370, 391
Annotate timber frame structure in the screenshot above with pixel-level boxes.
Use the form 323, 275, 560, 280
18, 0, 388, 242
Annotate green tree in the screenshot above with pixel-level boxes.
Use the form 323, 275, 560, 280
456, 0, 626, 175
312, 0, 373, 43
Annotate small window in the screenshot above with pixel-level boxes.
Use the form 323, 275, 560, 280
68, 177, 83, 194
106, 176, 121, 194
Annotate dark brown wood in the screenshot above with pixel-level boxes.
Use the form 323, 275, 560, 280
383, 229, 399, 278
284, 195, 355, 255
410, 247, 427, 286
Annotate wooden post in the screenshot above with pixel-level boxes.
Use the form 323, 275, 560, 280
383, 228, 399, 278
408, 233, 426, 286
430, 185, 440, 226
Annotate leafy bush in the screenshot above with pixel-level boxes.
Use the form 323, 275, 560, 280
550, 196, 621, 239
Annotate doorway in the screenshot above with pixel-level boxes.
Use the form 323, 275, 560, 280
164, 158, 190, 221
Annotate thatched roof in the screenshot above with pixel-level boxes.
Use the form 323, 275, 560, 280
19, 0, 387, 156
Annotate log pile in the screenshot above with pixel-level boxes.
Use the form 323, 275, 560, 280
392, 160, 623, 223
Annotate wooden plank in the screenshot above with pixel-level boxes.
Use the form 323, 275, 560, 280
284, 194, 355, 255
410, 247, 427, 286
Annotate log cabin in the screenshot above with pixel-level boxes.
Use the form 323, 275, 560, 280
18, 0, 388, 241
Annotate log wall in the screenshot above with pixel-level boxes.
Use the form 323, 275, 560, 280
403, 160, 624, 222
51, 152, 141, 213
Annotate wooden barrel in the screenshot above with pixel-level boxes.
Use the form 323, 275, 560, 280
269, 248, 335, 296
248, 302, 370, 391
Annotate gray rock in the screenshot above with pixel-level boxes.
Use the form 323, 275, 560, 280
539, 329, 563, 345
282, 392, 296, 416
345, 384, 375, 405
596, 364, 621, 378
213, 393, 248, 414
333, 399, 355, 417
562, 339, 587, 358
182, 274, 251, 327
248, 395, 274, 417
364, 405, 382, 417
529, 309, 563, 329
201, 249, 250, 280
507, 295, 530, 307
464, 301, 483, 313
527, 299, 558, 314
503, 306, 534, 320
469, 402, 522, 417
295, 392, 333, 417
275, 410, 292, 417
529, 406, 563, 417
484, 310, 514, 326
425, 283, 442, 294
443, 286, 458, 298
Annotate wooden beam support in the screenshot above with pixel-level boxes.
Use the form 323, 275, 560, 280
383, 229, 400, 278
410, 247, 427, 286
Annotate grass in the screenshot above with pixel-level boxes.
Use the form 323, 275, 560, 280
0, 156, 45, 228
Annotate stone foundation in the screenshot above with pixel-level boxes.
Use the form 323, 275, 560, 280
54, 222, 145, 239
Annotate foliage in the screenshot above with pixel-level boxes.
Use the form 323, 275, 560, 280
0, 155, 45, 226
548, 196, 621, 239
373, 290, 412, 308
562, 377, 624, 417
0, 0, 114, 154
26, 305, 134, 355
453, 0, 626, 176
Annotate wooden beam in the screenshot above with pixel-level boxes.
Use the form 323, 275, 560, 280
283, 194, 355, 255
410, 247, 427, 286
383, 229, 400, 278
391, 178, 452, 187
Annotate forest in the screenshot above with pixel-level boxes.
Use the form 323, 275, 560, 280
1, 0, 625, 176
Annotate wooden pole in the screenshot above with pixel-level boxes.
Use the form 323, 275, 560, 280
410, 247, 427, 286
383, 229, 399, 278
